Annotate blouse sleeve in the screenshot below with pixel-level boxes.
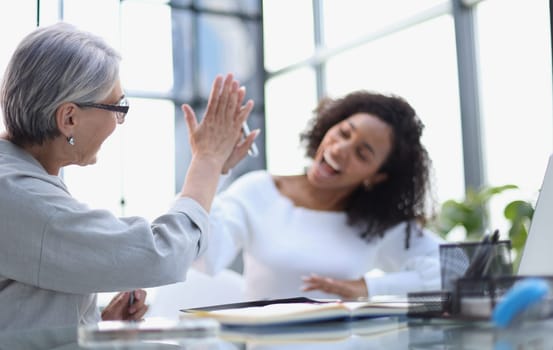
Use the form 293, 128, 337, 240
364, 223, 444, 297
192, 178, 252, 275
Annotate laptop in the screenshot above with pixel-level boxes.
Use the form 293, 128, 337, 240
516, 154, 553, 275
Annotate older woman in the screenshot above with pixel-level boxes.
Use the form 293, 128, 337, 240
194, 91, 443, 301
0, 22, 255, 330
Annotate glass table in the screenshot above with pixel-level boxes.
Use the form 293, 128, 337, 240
1, 316, 553, 349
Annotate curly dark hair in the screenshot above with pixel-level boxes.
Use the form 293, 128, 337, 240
300, 91, 433, 248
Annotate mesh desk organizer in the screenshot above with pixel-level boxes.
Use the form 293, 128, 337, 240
406, 233, 543, 320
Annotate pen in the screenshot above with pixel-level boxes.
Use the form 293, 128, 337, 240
128, 290, 135, 308
241, 121, 259, 157
463, 233, 492, 278
490, 228, 500, 243
481, 229, 501, 275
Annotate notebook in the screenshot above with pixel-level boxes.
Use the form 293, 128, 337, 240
517, 154, 553, 275
180, 297, 411, 326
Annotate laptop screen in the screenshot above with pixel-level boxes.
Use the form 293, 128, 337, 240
517, 154, 553, 275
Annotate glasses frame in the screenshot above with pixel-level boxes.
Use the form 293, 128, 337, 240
75, 98, 129, 124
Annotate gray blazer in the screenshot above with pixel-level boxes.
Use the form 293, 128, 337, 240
0, 139, 208, 331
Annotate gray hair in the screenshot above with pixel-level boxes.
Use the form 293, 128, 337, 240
0, 22, 121, 146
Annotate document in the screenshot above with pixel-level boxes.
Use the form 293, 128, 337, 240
180, 297, 411, 326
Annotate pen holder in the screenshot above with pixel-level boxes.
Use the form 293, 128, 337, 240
439, 240, 513, 315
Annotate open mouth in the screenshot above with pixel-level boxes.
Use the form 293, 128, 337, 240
320, 150, 341, 175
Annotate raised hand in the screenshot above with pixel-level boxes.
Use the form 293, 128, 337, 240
182, 74, 254, 169
179, 73, 254, 211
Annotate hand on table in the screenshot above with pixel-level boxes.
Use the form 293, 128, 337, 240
301, 274, 368, 300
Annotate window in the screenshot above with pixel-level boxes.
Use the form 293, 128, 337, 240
0, 0, 264, 220
0, 0, 38, 133
265, 67, 317, 175
262, 0, 553, 236
325, 15, 464, 204
477, 0, 553, 232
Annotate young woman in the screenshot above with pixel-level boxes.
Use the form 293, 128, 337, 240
194, 90, 442, 300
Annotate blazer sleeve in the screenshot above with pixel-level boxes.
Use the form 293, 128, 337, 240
34, 197, 209, 294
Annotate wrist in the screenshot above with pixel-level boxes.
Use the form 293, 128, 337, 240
180, 154, 224, 211
190, 153, 225, 173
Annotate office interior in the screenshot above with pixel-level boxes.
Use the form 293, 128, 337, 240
0, 0, 551, 296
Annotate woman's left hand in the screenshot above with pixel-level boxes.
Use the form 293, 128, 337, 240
220, 86, 259, 174
221, 127, 259, 174
301, 274, 368, 300
101, 290, 148, 321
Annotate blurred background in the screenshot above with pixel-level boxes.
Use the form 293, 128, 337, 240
0, 0, 551, 245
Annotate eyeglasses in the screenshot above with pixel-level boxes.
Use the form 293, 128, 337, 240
75, 97, 129, 124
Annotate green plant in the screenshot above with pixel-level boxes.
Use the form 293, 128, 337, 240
430, 184, 534, 265
503, 199, 534, 267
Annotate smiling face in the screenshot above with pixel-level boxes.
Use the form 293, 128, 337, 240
306, 112, 393, 193
70, 80, 124, 166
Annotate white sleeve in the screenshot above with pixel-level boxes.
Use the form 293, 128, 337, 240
364, 223, 443, 297
193, 190, 250, 275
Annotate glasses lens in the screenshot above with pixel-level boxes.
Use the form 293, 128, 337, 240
116, 98, 129, 123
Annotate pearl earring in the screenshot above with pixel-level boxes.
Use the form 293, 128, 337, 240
67, 136, 75, 145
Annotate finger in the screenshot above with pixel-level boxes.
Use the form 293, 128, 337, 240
230, 84, 246, 117
302, 274, 323, 283
128, 290, 147, 314
238, 128, 259, 147
134, 289, 147, 303
182, 104, 198, 136
128, 298, 146, 315
130, 305, 149, 321
232, 130, 258, 160
236, 86, 246, 113
121, 291, 133, 308
106, 292, 125, 309
205, 75, 223, 117
237, 100, 255, 125
225, 81, 241, 123
102, 292, 129, 320
221, 129, 259, 174
245, 128, 260, 144
214, 74, 235, 120
302, 281, 335, 293
301, 279, 325, 290
311, 278, 339, 294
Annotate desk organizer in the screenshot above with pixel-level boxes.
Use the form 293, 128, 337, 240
440, 240, 513, 292
441, 240, 513, 315
408, 239, 514, 318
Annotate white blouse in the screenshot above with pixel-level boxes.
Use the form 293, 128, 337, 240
194, 170, 443, 300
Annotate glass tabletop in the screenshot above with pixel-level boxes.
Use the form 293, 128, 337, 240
2, 317, 553, 349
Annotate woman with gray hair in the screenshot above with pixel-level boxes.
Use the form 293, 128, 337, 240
0, 22, 256, 330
